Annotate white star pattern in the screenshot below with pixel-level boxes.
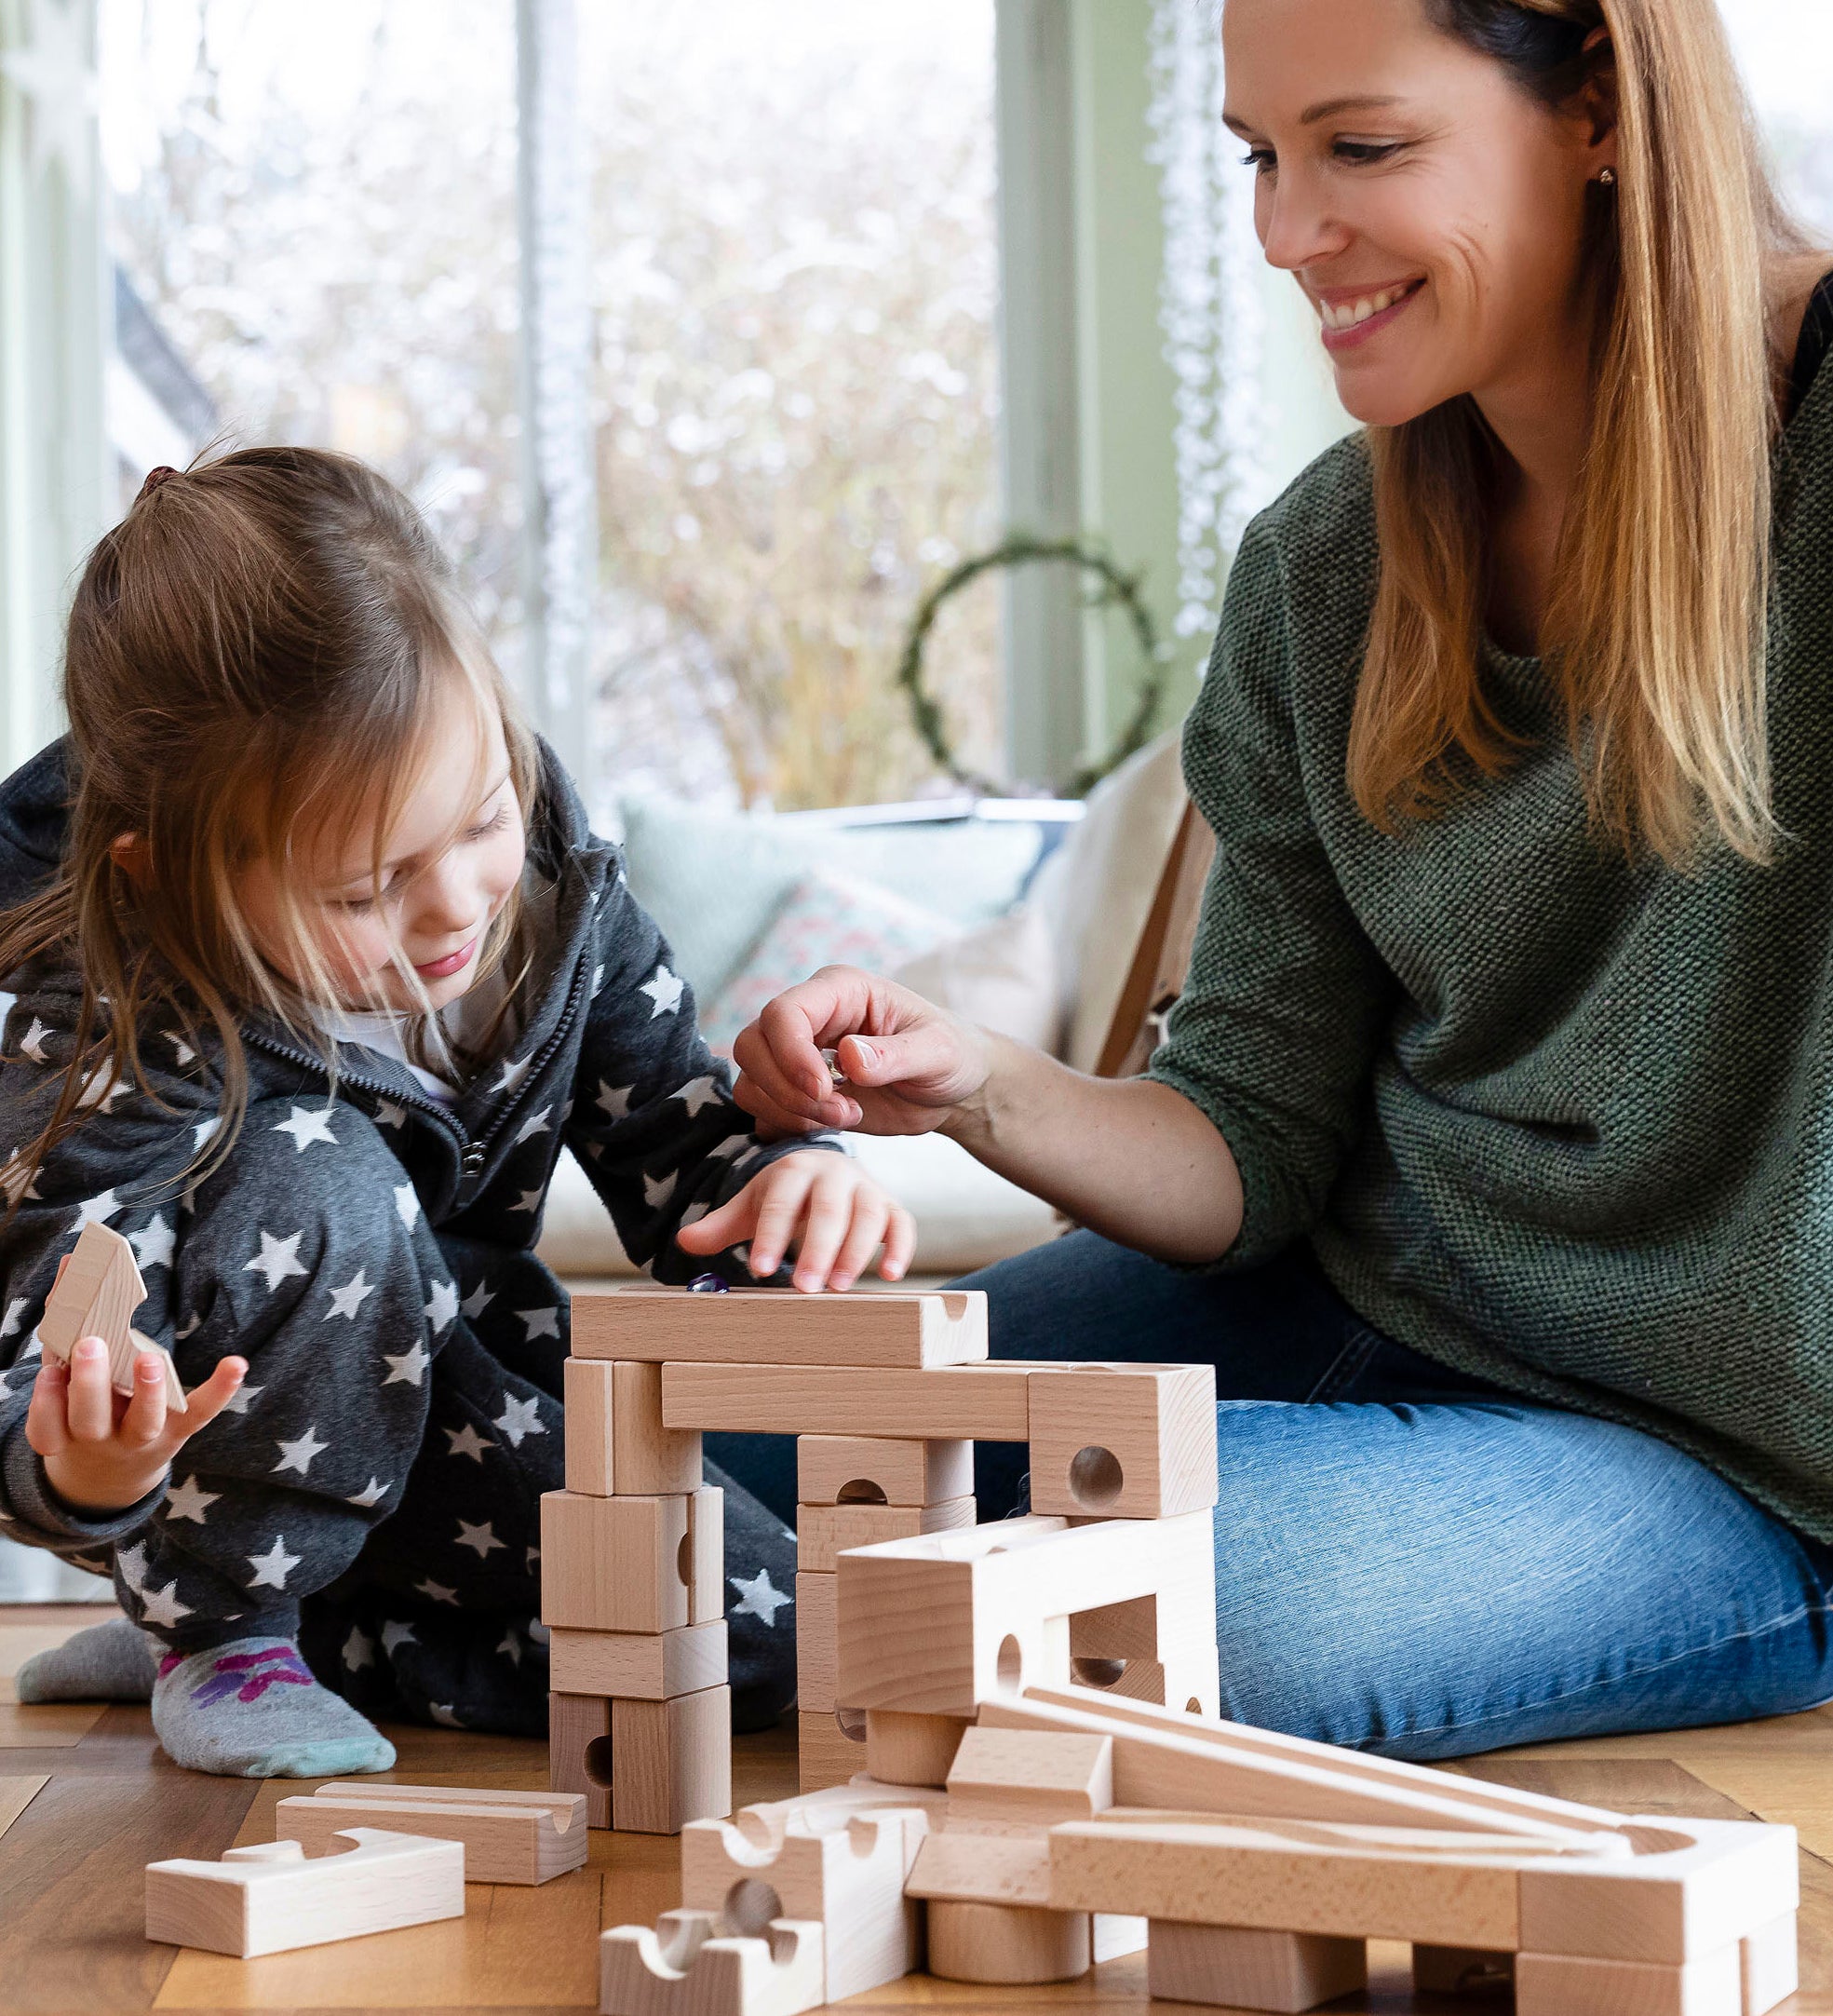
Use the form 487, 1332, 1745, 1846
116, 1541, 150, 1593
428, 1701, 465, 1727
245, 1228, 307, 1292
273, 1426, 330, 1476
595, 1081, 633, 1121
382, 1342, 431, 1387
374, 1100, 406, 1129
590, 962, 606, 997
174, 1313, 202, 1340
74, 1062, 128, 1112
0, 991, 13, 1037
0, 1297, 30, 1339
679, 1200, 712, 1231
0, 1152, 39, 1204
424, 1279, 458, 1333
492, 1392, 547, 1446
445, 1423, 493, 1462
455, 1518, 505, 1559
247, 1536, 302, 1590
494, 1052, 534, 1096
272, 1103, 338, 1152
517, 1306, 559, 1342
128, 1214, 175, 1272
394, 1183, 421, 1230
641, 1170, 676, 1211
192, 1116, 223, 1155
324, 1269, 376, 1321
460, 1279, 493, 1320
19, 1017, 51, 1063
166, 1030, 196, 1067
343, 1626, 375, 1671
675, 1076, 723, 1117
73, 1189, 121, 1231
347, 1477, 390, 1509
217, 1380, 263, 1414
381, 1620, 416, 1655
415, 1577, 461, 1606
496, 1627, 523, 1666
729, 1567, 792, 1626
138, 1578, 194, 1630
164, 1475, 219, 1523
708, 1134, 749, 1162
510, 1188, 545, 1215
639, 966, 685, 1018
513, 1104, 552, 1145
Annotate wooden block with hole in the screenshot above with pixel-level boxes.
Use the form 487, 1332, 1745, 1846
1026, 1363, 1217, 1518
795, 1495, 976, 1574
944, 1725, 1113, 1829
566, 1358, 704, 1496
662, 1360, 1054, 1440
550, 1621, 728, 1699
796, 1434, 972, 1508
1147, 1920, 1368, 2013
925, 1899, 1091, 1983
612, 1685, 733, 1833
39, 1220, 185, 1410
551, 1690, 613, 1828
795, 1573, 836, 1714
276, 1782, 589, 1884
573, 1286, 988, 1367
865, 1709, 969, 1787
144, 1831, 466, 1956
542, 1489, 720, 1633
599, 1908, 826, 2016
798, 1710, 867, 1793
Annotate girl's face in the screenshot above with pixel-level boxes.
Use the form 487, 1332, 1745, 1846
242, 679, 527, 1014
1221, 0, 1615, 428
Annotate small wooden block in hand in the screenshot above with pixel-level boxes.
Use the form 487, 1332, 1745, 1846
275, 1782, 588, 1884
38, 1221, 185, 1411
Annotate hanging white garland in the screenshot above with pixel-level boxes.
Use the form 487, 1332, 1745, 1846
1145, 0, 1274, 642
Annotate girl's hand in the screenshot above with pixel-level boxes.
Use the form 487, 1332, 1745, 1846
731, 965, 994, 1139
674, 1151, 917, 1292
25, 1336, 248, 1516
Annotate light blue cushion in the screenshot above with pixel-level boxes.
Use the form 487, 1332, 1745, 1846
618, 794, 1045, 1003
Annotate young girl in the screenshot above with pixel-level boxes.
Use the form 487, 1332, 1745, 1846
0, 447, 912, 1779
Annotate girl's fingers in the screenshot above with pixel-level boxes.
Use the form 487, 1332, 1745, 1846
24, 1362, 72, 1458
117, 1353, 168, 1449
828, 1197, 890, 1294
676, 1190, 759, 1255
879, 1203, 917, 1283
168, 1357, 249, 1440
790, 1173, 858, 1292
748, 1163, 817, 1278
63, 1340, 116, 1442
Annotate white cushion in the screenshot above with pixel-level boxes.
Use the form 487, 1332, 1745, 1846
890, 900, 1061, 1052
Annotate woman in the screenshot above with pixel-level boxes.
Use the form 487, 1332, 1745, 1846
723, 0, 1833, 1759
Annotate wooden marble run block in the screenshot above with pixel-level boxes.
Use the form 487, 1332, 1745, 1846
864, 1709, 970, 1788
541, 1489, 708, 1633
906, 1828, 1055, 1907
573, 1287, 988, 1368
565, 1358, 704, 1497
797, 1710, 868, 1794
793, 1573, 836, 1714
550, 1621, 728, 1700
794, 1495, 975, 1574
687, 1486, 724, 1623
945, 1725, 1113, 1828
275, 1781, 588, 1885
662, 1360, 1067, 1440
1146, 1919, 1368, 2013
1027, 1363, 1218, 1518
612, 1686, 733, 1834
1411, 1943, 1515, 1994
1515, 1944, 1744, 2016
834, 1512, 1214, 1716
600, 1909, 825, 2016
796, 1434, 972, 1508
1741, 1913, 1799, 2016
551, 1689, 613, 1828
144, 1831, 465, 1957
39, 1220, 184, 1409
925, 1898, 1092, 1984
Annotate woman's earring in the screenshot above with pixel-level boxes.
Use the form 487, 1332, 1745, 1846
1597, 167, 1617, 187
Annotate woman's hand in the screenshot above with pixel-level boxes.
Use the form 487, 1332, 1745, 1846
26, 1330, 247, 1517
730, 965, 994, 1139
674, 1149, 917, 1292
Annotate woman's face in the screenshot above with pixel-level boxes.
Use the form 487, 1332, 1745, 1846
1222, 0, 1616, 428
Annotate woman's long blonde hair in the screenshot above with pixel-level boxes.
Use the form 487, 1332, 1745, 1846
1352, 0, 1813, 865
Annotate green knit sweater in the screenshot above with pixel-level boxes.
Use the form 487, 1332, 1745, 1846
1149, 370, 1833, 1544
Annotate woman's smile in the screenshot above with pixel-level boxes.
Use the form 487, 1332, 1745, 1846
1316, 277, 1428, 349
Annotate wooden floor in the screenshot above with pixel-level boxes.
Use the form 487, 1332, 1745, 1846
0, 1606, 1826, 2015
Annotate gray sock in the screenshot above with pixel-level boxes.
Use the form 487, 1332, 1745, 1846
151, 1637, 397, 1779
15, 1615, 160, 1703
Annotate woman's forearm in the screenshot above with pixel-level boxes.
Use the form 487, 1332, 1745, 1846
942, 1034, 1244, 1265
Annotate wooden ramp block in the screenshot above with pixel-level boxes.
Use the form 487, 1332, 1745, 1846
907, 1830, 1054, 1907
600, 1909, 825, 2016
275, 1782, 589, 1884
796, 1434, 972, 1508
551, 1690, 613, 1828
574, 1288, 987, 1367
798, 1710, 868, 1793
144, 1831, 465, 1957
565, 1358, 704, 1497
1741, 1913, 1798, 2016
551, 1622, 728, 1700
1515, 1945, 1743, 2016
794, 1573, 836, 1714
864, 1709, 969, 1788
925, 1899, 1091, 1983
613, 1685, 733, 1834
39, 1220, 184, 1409
945, 1725, 1113, 1828
662, 1360, 1040, 1440
541, 1490, 694, 1632
1027, 1363, 1218, 1518
1147, 1919, 1367, 2013
795, 1495, 975, 1574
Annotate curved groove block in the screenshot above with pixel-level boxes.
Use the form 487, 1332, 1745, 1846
144, 1828, 465, 1956
276, 1782, 588, 1885
599, 1910, 825, 2016
573, 1288, 987, 1367
1027, 1364, 1218, 1518
925, 1898, 1092, 1983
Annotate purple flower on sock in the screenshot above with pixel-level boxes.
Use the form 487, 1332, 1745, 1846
189, 1644, 315, 1707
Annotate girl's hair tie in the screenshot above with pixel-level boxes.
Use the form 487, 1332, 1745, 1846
136, 466, 179, 505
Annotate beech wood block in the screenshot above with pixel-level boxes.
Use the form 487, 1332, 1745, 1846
1411, 1944, 1515, 1994
550, 1622, 728, 1699
794, 1495, 975, 1574
945, 1725, 1114, 1827
864, 1709, 970, 1788
794, 1573, 836, 1714
796, 1434, 972, 1508
798, 1710, 868, 1793
551, 1690, 614, 1828
906, 1830, 1054, 1907
925, 1899, 1092, 1984
1741, 1913, 1799, 2016
599, 1909, 826, 2016
40, 1220, 185, 1409
687, 1486, 723, 1623
565, 1358, 704, 1497
612, 1686, 733, 1834
276, 1782, 589, 1885
1074, 1646, 1222, 1720
661, 1360, 1051, 1440
144, 1831, 465, 1957
1515, 1945, 1743, 2016
574, 1287, 987, 1367
540, 1490, 695, 1633
1027, 1363, 1218, 1518
1146, 1919, 1367, 2013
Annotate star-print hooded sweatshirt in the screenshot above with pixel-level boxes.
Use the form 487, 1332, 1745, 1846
0, 737, 829, 1726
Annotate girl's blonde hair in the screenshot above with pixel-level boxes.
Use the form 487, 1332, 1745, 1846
0, 446, 540, 1201
1352, 0, 1813, 865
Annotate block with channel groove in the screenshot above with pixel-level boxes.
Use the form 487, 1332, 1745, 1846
573, 1288, 987, 1367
